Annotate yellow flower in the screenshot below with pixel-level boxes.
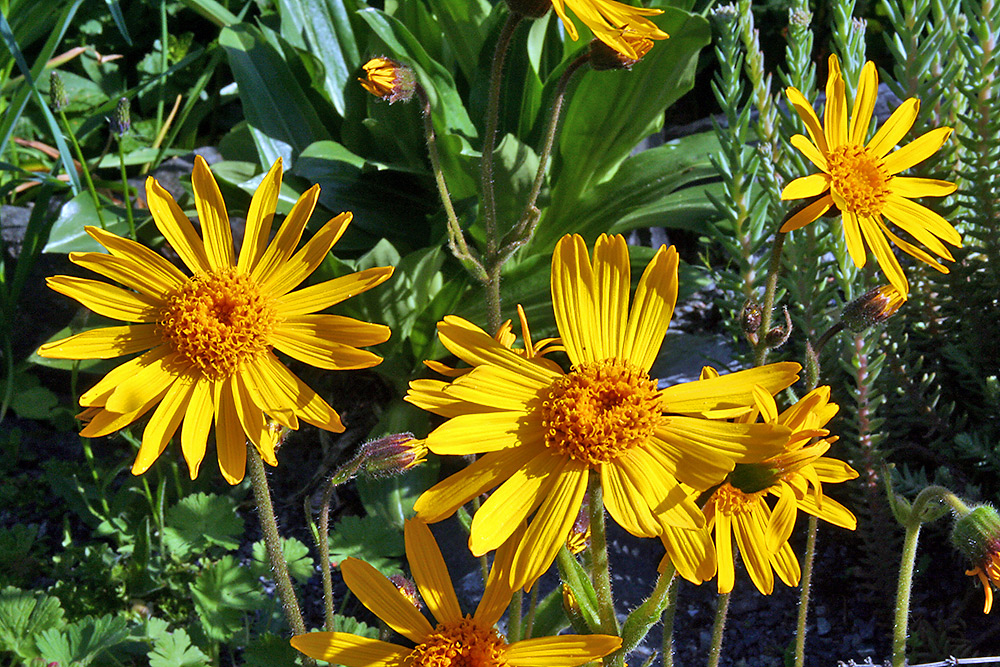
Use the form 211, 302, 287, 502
781, 54, 961, 299
408, 234, 800, 590
291, 519, 621, 666
552, 0, 668, 59
704, 384, 858, 594
950, 504, 1000, 613
358, 57, 416, 103
37, 157, 393, 484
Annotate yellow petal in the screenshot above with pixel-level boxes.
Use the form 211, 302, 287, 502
262, 213, 353, 297
660, 524, 716, 584
289, 632, 409, 665
602, 449, 678, 538
37, 324, 160, 360
404, 519, 462, 624
785, 87, 829, 154
812, 457, 859, 483
270, 327, 385, 371
866, 98, 920, 158
237, 158, 283, 273
231, 372, 268, 455
592, 234, 630, 363
85, 225, 188, 288
882, 127, 953, 175
883, 194, 962, 246
621, 244, 678, 372
436, 317, 560, 386
79, 346, 171, 407
180, 377, 213, 479
476, 523, 524, 626
646, 431, 736, 490
771, 540, 801, 588
281, 314, 392, 347
877, 221, 950, 273
240, 358, 299, 430
751, 385, 779, 423
250, 184, 320, 284
69, 252, 177, 299
105, 351, 184, 414
660, 362, 800, 416
766, 483, 798, 553
889, 176, 958, 200
504, 635, 623, 664
858, 215, 909, 298
849, 61, 879, 145
841, 211, 868, 269
214, 377, 248, 485
715, 511, 735, 594
779, 195, 834, 233
257, 352, 343, 431
733, 504, 774, 595
145, 176, 211, 274
551, 234, 600, 366
659, 417, 789, 464
79, 393, 165, 438
274, 266, 394, 317
781, 173, 831, 201
341, 557, 434, 643
789, 134, 829, 172
426, 411, 536, 455
133, 374, 196, 475
191, 155, 234, 270
823, 55, 848, 148
797, 492, 857, 530
46, 276, 160, 322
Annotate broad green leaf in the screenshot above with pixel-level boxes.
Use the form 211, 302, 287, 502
0, 586, 65, 660
251, 538, 315, 585
424, 0, 491, 81
544, 8, 711, 247
8, 372, 59, 421
327, 514, 404, 572
35, 613, 129, 666
242, 632, 302, 666
189, 556, 265, 641
163, 493, 244, 558
148, 626, 209, 667
220, 23, 333, 160
330, 614, 377, 637
356, 454, 440, 528
42, 192, 130, 254
277, 0, 361, 115
177, 0, 240, 27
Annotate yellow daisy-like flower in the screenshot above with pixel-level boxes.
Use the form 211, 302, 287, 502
704, 383, 858, 594
781, 54, 961, 299
291, 519, 622, 666
37, 157, 393, 484
408, 234, 800, 590
358, 57, 416, 103
552, 0, 668, 59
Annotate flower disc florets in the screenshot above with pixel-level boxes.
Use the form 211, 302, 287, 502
826, 144, 890, 216
409, 617, 508, 667
711, 481, 768, 516
159, 269, 278, 380
541, 360, 660, 465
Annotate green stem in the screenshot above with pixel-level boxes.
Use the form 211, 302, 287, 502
480, 13, 522, 258
661, 573, 679, 667
58, 108, 106, 229
316, 476, 338, 632
706, 592, 731, 667
117, 139, 136, 240
618, 564, 676, 659
524, 586, 539, 639
793, 515, 818, 667
753, 229, 786, 366
156, 0, 167, 132
485, 261, 503, 334
246, 447, 311, 649
587, 474, 620, 641
508, 590, 523, 642
893, 520, 920, 667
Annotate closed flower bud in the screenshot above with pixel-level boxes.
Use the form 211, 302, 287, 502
951, 504, 1000, 613
359, 433, 427, 478
110, 97, 131, 136
566, 503, 591, 555
561, 583, 580, 616
358, 58, 416, 104
589, 34, 653, 70
741, 299, 763, 336
505, 0, 551, 18
49, 71, 68, 112
389, 574, 422, 610
842, 285, 905, 333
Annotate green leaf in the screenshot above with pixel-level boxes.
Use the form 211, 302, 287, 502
189, 556, 265, 641
423, 0, 491, 81
42, 192, 131, 254
327, 515, 404, 573
148, 626, 209, 667
330, 614, 377, 638
7, 372, 59, 420
251, 537, 315, 585
177, 0, 240, 27
356, 456, 440, 528
0, 586, 65, 660
542, 8, 711, 249
35, 613, 129, 666
163, 493, 244, 558
242, 632, 301, 666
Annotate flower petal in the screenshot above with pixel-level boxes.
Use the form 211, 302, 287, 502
602, 449, 676, 538
714, 511, 735, 594
660, 362, 800, 416
79, 346, 172, 407
145, 176, 211, 274
274, 266, 394, 317
551, 234, 600, 365
341, 557, 434, 643
796, 492, 857, 530
191, 155, 234, 270
592, 234, 630, 362
133, 373, 196, 475
785, 87, 829, 154
262, 213, 353, 297
866, 98, 920, 158
841, 211, 868, 269
240, 358, 299, 430
621, 244, 678, 372
858, 215, 909, 298
69, 252, 176, 299
889, 176, 958, 200
270, 327, 385, 371
733, 504, 774, 594
505, 635, 622, 665
426, 411, 536, 455
476, 522, 524, 626
771, 540, 801, 588
289, 632, 409, 666
214, 377, 248, 485
281, 314, 392, 347
779, 195, 834, 233
877, 221, 951, 273
882, 127, 953, 175
849, 61, 879, 145
180, 377, 213, 479
789, 134, 829, 171
883, 193, 962, 246
781, 173, 831, 202
660, 524, 716, 584
105, 352, 185, 414
436, 317, 560, 386
79, 392, 166, 438
766, 482, 798, 553
404, 519, 462, 624
255, 352, 344, 432
442, 365, 545, 411
250, 184, 320, 284
812, 457, 859, 483
46, 276, 161, 322
823, 55, 848, 148
37, 324, 160, 360
85, 226, 187, 288
237, 158, 283, 273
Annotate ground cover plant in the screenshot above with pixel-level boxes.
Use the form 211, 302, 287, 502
1, 0, 998, 665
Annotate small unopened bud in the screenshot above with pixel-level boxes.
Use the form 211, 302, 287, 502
358, 57, 416, 104
389, 574, 422, 610
762, 306, 792, 348
49, 71, 68, 112
505, 0, 551, 18
359, 433, 427, 478
788, 8, 812, 28
711, 3, 739, 24
741, 299, 763, 336
842, 285, 905, 333
588, 35, 653, 70
110, 97, 130, 136
561, 583, 580, 616
951, 504, 1000, 613
566, 503, 591, 555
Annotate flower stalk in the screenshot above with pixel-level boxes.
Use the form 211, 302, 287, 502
587, 473, 620, 650
706, 592, 731, 667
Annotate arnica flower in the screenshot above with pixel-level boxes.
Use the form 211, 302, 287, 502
37, 157, 393, 484
358, 57, 416, 104
951, 504, 1000, 613
704, 383, 858, 594
290, 519, 622, 665
552, 0, 668, 60
781, 54, 961, 299
842, 284, 905, 333
408, 234, 800, 590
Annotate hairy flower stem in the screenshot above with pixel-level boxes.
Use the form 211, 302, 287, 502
794, 515, 819, 667
317, 477, 338, 631
524, 586, 539, 639
707, 592, 731, 667
509, 590, 523, 641
418, 88, 485, 283
893, 519, 921, 667
58, 108, 107, 230
247, 447, 311, 654
753, 228, 788, 366
588, 473, 621, 658
117, 139, 136, 240
617, 564, 676, 661
661, 573, 679, 667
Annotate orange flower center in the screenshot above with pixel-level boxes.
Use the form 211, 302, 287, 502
540, 360, 661, 466
408, 617, 508, 667
826, 143, 890, 216
710, 482, 768, 516
158, 269, 278, 380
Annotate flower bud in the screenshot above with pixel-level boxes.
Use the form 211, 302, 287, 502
389, 574, 422, 610
358, 58, 416, 104
359, 433, 427, 478
110, 97, 130, 136
951, 504, 1000, 613
561, 583, 580, 616
505, 0, 551, 18
566, 503, 591, 555
842, 285, 904, 333
588, 34, 653, 70
49, 71, 68, 112
741, 299, 763, 336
